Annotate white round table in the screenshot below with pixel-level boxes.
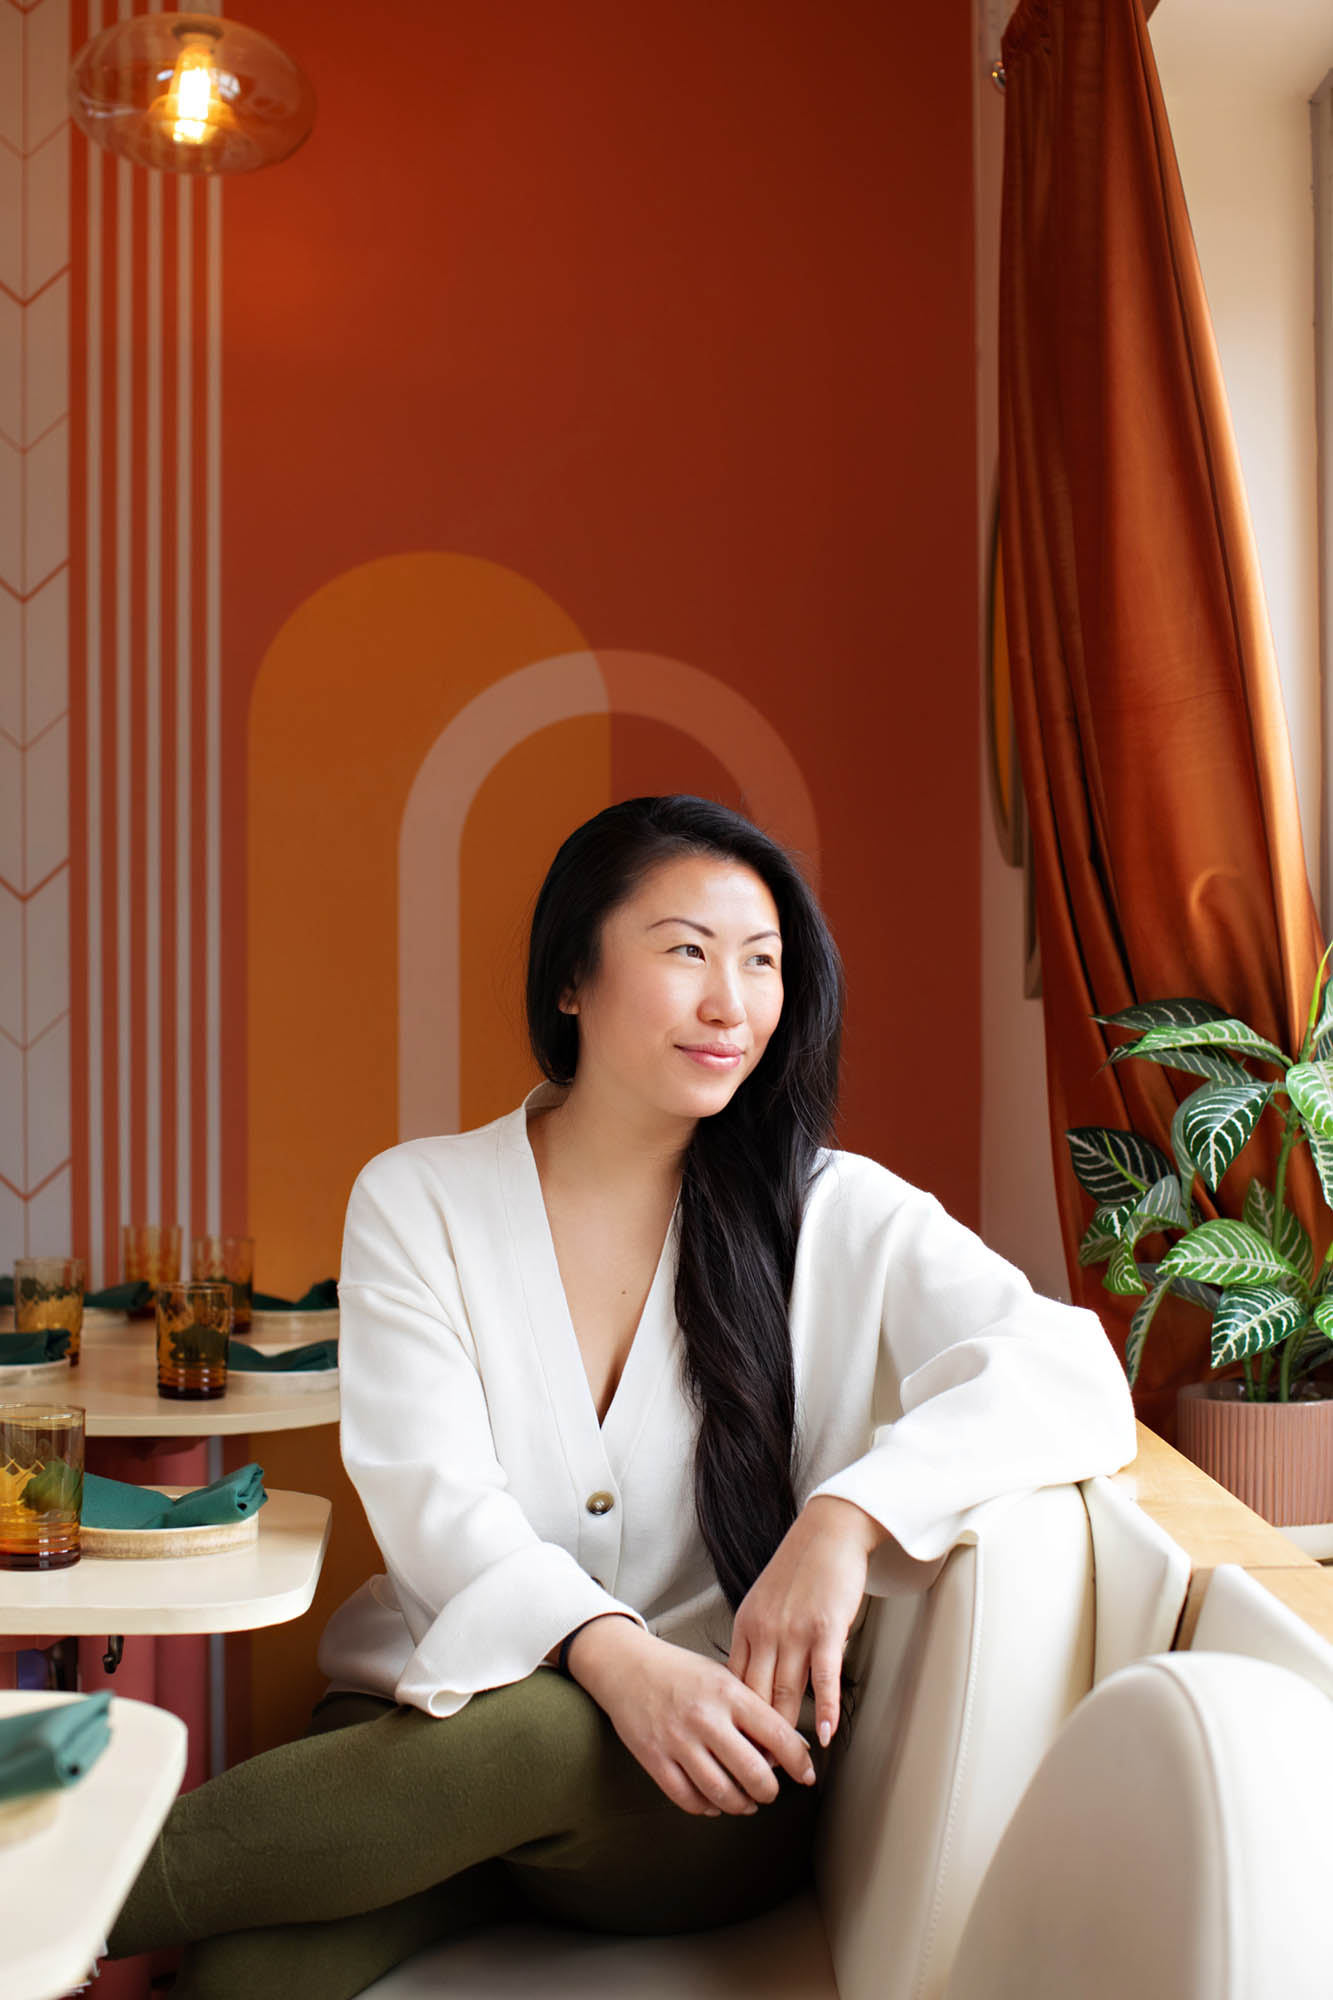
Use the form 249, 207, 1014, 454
0, 1689, 187, 2000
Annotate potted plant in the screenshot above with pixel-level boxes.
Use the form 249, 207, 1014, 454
1068, 941, 1333, 1528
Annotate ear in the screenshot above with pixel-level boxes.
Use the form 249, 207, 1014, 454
558, 990, 579, 1016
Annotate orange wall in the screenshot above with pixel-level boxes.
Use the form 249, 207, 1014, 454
217, 0, 978, 1748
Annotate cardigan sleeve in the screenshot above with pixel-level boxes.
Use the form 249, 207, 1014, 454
333, 1155, 646, 1717
805, 1166, 1137, 1591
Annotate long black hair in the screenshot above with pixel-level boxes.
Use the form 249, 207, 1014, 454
526, 795, 844, 1610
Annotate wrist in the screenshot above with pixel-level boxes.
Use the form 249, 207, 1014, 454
563, 1611, 647, 1693
802, 1492, 887, 1554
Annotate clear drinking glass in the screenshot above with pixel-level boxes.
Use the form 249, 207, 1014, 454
191, 1235, 254, 1335
156, 1281, 232, 1400
0, 1402, 85, 1570
123, 1224, 182, 1318
13, 1258, 86, 1367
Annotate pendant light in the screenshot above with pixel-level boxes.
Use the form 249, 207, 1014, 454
69, 12, 315, 175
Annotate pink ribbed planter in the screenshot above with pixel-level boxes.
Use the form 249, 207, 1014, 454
1177, 1384, 1333, 1527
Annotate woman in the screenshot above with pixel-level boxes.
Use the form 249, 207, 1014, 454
108, 795, 1136, 1996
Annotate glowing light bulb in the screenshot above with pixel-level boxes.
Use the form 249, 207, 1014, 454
164, 35, 219, 147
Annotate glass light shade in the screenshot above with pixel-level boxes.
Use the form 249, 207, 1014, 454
69, 13, 315, 175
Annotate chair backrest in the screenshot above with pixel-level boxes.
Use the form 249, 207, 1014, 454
1189, 1563, 1333, 1696
943, 1650, 1333, 2000
1079, 1471, 1192, 1678
814, 1483, 1096, 2000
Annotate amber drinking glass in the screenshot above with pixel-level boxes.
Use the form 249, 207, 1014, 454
123, 1224, 182, 1318
0, 1402, 84, 1570
14, 1257, 86, 1366
156, 1281, 232, 1400
191, 1235, 254, 1335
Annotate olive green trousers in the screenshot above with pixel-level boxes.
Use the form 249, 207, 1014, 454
108, 1669, 825, 2000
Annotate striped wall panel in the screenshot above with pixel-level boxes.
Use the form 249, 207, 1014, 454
0, 0, 225, 1285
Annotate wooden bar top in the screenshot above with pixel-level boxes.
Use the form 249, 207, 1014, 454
1111, 1421, 1331, 1647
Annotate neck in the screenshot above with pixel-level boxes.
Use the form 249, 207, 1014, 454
528, 1076, 692, 1200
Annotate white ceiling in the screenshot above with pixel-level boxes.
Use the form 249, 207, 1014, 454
1150, 0, 1333, 98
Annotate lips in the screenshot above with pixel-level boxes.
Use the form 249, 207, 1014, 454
678, 1044, 745, 1066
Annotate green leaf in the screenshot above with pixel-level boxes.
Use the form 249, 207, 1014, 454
1168, 1080, 1273, 1193
1122, 1175, 1191, 1245
1242, 1179, 1315, 1285
1130, 1020, 1290, 1070
1139, 1263, 1220, 1313
1104, 1240, 1149, 1295
1126, 1274, 1173, 1387
1210, 1286, 1307, 1367
1108, 1043, 1251, 1085
1287, 1062, 1333, 1140
1065, 1128, 1175, 1204
1158, 1219, 1300, 1288
1313, 1296, 1333, 1341
1093, 998, 1229, 1033
1305, 1129, 1333, 1208
1077, 1201, 1134, 1267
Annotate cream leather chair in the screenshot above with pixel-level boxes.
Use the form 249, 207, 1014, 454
364, 1477, 1189, 2000
943, 1649, 1333, 2000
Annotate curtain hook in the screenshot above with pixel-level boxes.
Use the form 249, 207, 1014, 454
990, 60, 1007, 93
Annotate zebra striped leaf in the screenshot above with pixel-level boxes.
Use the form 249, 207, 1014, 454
1313, 1295, 1333, 1341
1126, 1274, 1173, 1387
1210, 1286, 1308, 1367
1093, 998, 1229, 1033
1104, 1241, 1149, 1295
1242, 1179, 1315, 1286
1065, 1128, 1174, 1204
1123, 1175, 1191, 1244
1287, 1062, 1333, 1140
1109, 1042, 1251, 1085
1130, 1020, 1289, 1070
1170, 1080, 1273, 1193
1158, 1219, 1299, 1289
1138, 1263, 1220, 1313
1305, 1129, 1333, 1209
1077, 1202, 1134, 1267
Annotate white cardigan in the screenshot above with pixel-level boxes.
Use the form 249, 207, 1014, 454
317, 1082, 1137, 1717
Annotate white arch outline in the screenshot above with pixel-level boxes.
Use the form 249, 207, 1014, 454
397, 650, 819, 1139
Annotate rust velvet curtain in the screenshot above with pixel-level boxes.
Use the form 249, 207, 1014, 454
997, 0, 1324, 1434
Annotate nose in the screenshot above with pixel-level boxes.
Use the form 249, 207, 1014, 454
701, 961, 746, 1028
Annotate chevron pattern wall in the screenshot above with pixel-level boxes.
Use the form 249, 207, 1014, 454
0, 0, 73, 1269
1, 0, 225, 1284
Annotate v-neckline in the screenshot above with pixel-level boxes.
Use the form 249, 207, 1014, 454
504, 1084, 680, 1456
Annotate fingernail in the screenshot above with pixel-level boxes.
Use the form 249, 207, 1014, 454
802, 1767, 817, 1786
744, 1802, 758, 1815
818, 1721, 831, 1747
706, 1807, 721, 1818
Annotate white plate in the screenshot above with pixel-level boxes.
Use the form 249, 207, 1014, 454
227, 1363, 338, 1394
81, 1485, 262, 1560
0, 1357, 72, 1390
0, 1788, 61, 1851
249, 1308, 339, 1333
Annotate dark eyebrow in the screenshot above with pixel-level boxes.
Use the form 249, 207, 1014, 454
647, 918, 781, 946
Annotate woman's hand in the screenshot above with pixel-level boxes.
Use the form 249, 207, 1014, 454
728, 1494, 884, 1748
565, 1615, 817, 1817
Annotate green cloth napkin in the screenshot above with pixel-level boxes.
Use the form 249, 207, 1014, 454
81, 1463, 268, 1531
0, 1277, 151, 1312
251, 1279, 338, 1313
0, 1329, 71, 1365
228, 1339, 338, 1373
84, 1280, 152, 1311
0, 1694, 112, 1804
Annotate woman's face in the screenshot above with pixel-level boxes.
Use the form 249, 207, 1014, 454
563, 852, 785, 1126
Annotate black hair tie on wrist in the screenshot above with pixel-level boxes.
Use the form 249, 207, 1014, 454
556, 1618, 599, 1678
